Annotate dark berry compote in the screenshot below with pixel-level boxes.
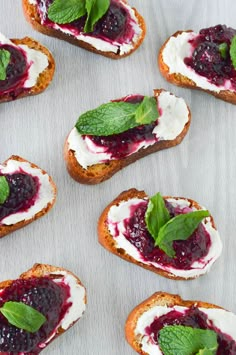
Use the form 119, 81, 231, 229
146, 307, 236, 354
113, 199, 211, 270
184, 25, 236, 89
0, 277, 71, 353
36, 0, 136, 44
0, 44, 30, 97
0, 173, 39, 223
85, 95, 158, 160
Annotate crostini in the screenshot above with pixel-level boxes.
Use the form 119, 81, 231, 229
64, 89, 191, 184
0, 155, 56, 237
0, 263, 86, 353
159, 25, 236, 104
125, 292, 236, 354
98, 189, 222, 280
0, 33, 55, 103
22, 0, 146, 59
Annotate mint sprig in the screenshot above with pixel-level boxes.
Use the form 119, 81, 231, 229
230, 35, 236, 69
158, 325, 218, 355
75, 96, 159, 136
84, 0, 110, 33
0, 49, 10, 81
0, 301, 46, 333
0, 176, 10, 204
145, 193, 210, 258
48, 0, 110, 32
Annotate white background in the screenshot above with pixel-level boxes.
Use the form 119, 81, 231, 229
1, 1, 236, 354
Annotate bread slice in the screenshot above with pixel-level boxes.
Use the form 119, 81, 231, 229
64, 89, 191, 184
158, 30, 236, 104
0, 263, 86, 353
98, 188, 222, 280
0, 35, 55, 103
0, 155, 57, 237
22, 0, 146, 59
125, 292, 225, 355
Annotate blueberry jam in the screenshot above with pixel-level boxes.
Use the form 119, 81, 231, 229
36, 0, 134, 44
146, 307, 236, 354
184, 25, 236, 88
0, 173, 39, 222
0, 277, 71, 353
86, 95, 158, 160
121, 200, 211, 269
0, 44, 29, 95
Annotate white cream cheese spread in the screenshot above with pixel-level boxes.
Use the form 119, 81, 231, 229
107, 197, 222, 278
0, 159, 55, 225
162, 31, 235, 93
0, 32, 48, 89
67, 91, 189, 169
135, 305, 236, 355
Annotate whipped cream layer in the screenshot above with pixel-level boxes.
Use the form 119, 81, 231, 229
68, 91, 189, 169
162, 31, 235, 93
107, 197, 222, 278
29, 0, 142, 56
0, 159, 56, 225
0, 32, 48, 89
135, 305, 236, 355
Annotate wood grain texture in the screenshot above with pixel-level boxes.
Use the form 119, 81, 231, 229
1, 1, 236, 354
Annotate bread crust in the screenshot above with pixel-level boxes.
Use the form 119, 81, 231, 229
22, 0, 146, 59
0, 155, 57, 238
158, 30, 236, 104
64, 89, 191, 184
0, 37, 55, 103
125, 291, 223, 355
98, 188, 217, 280
0, 263, 86, 352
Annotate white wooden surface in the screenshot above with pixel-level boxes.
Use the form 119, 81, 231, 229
1, 1, 236, 354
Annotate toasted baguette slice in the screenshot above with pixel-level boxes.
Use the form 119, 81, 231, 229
0, 263, 86, 353
0, 34, 55, 103
0, 155, 56, 237
22, 0, 146, 59
98, 188, 222, 280
64, 89, 191, 184
125, 292, 235, 355
159, 29, 236, 104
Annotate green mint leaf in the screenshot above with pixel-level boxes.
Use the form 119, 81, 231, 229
84, 0, 110, 33
218, 43, 228, 59
230, 35, 236, 69
159, 325, 218, 355
0, 301, 46, 333
76, 96, 159, 136
135, 97, 159, 125
0, 49, 10, 81
145, 193, 171, 242
156, 209, 210, 257
48, 0, 86, 24
76, 101, 139, 136
0, 176, 10, 204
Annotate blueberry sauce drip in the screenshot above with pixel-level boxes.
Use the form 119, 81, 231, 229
0, 277, 71, 353
184, 25, 236, 88
36, 0, 133, 43
85, 95, 158, 160
0, 44, 29, 95
146, 307, 236, 354
121, 200, 211, 269
0, 173, 39, 222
